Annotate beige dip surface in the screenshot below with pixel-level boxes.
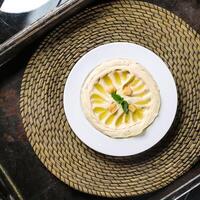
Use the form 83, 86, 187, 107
81, 58, 160, 138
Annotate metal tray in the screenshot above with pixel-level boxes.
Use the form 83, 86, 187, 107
0, 0, 92, 67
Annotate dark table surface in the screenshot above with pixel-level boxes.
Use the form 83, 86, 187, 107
0, 0, 200, 200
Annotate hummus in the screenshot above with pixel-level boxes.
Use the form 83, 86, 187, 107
81, 58, 160, 138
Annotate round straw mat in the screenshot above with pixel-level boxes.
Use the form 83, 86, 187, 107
20, 0, 200, 198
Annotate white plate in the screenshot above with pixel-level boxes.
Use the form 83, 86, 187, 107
63, 42, 177, 156
0, 0, 51, 13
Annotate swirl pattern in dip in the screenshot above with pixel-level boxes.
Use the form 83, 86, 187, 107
81, 59, 160, 138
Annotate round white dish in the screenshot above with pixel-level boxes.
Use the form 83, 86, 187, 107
0, 0, 51, 13
63, 42, 177, 156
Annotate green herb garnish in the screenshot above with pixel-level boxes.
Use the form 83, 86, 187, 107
111, 92, 124, 104
121, 101, 129, 114
111, 92, 129, 114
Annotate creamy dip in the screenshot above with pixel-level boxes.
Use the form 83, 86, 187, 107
81, 58, 160, 138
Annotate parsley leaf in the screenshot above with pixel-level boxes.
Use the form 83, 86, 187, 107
121, 101, 129, 114
111, 92, 124, 104
111, 92, 129, 114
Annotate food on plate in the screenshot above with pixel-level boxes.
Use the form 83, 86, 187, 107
81, 58, 160, 138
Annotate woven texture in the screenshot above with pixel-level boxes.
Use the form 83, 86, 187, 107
20, 0, 200, 197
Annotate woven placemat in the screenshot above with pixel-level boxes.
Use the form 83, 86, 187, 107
20, 0, 200, 197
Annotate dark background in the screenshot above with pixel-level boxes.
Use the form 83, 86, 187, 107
0, 0, 199, 199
